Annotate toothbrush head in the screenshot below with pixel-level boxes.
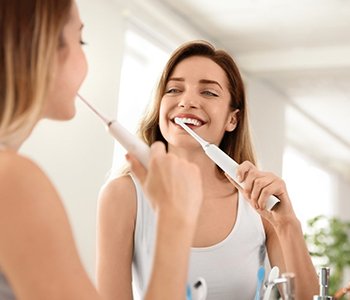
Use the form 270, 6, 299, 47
77, 94, 110, 125
174, 117, 208, 147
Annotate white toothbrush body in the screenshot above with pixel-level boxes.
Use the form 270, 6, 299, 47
175, 117, 280, 211
263, 266, 280, 300
107, 120, 150, 168
78, 94, 150, 168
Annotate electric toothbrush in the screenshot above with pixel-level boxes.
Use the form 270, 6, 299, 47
174, 117, 280, 211
192, 277, 208, 300
263, 266, 280, 300
77, 94, 150, 168
255, 266, 265, 300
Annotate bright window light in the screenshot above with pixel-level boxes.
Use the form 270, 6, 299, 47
111, 29, 170, 175
282, 146, 334, 229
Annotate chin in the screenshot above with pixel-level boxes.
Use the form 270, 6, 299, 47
60, 108, 77, 120
46, 106, 77, 121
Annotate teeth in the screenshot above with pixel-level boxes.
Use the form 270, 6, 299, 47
177, 117, 202, 126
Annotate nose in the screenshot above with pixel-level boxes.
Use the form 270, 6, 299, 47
177, 91, 200, 109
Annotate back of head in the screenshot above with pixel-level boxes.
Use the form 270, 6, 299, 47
0, 0, 72, 147
139, 40, 257, 165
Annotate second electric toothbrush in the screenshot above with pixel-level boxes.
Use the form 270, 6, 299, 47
175, 117, 280, 211
77, 94, 150, 168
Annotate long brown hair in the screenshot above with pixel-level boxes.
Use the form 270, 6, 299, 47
138, 40, 257, 165
0, 0, 72, 146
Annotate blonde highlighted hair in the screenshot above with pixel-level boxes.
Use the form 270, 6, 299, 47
138, 40, 257, 166
0, 0, 72, 146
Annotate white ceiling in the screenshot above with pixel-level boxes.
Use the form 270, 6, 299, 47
153, 0, 350, 179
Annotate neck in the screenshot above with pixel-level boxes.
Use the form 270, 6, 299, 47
0, 126, 33, 152
168, 144, 216, 171
168, 144, 235, 198
0, 140, 22, 151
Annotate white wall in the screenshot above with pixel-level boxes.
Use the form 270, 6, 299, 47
246, 77, 287, 175
334, 174, 350, 221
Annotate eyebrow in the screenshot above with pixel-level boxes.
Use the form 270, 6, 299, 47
168, 77, 184, 83
168, 77, 223, 90
199, 79, 223, 90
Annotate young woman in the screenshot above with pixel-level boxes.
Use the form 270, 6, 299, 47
97, 40, 319, 299
0, 1, 203, 299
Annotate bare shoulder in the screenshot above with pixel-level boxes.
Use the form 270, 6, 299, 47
100, 174, 136, 197
0, 151, 64, 252
0, 150, 44, 174
0, 152, 99, 299
98, 174, 137, 222
99, 174, 136, 204
0, 151, 64, 229
0, 151, 59, 206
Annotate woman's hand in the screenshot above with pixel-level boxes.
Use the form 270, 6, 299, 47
226, 163, 318, 300
126, 141, 203, 226
226, 161, 297, 227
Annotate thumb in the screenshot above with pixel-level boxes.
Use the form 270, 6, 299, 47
126, 153, 147, 184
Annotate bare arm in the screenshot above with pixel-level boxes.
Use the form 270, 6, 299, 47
96, 176, 136, 300
233, 161, 318, 299
0, 153, 100, 300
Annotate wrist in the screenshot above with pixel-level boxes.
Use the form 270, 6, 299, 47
157, 208, 198, 236
274, 216, 302, 236
157, 197, 200, 225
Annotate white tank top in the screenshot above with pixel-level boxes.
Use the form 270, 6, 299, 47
130, 175, 266, 300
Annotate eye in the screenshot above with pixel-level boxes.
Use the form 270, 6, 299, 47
165, 88, 181, 94
202, 90, 218, 97
80, 34, 87, 46
79, 31, 87, 45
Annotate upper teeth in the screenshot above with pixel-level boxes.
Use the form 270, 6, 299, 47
177, 117, 202, 126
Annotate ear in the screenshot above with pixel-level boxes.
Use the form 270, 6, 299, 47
225, 109, 239, 132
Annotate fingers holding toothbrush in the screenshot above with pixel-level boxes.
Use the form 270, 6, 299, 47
127, 141, 203, 225
227, 161, 296, 225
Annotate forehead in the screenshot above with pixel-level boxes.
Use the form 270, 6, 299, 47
171, 56, 228, 84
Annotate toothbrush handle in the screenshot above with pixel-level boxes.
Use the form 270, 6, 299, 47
108, 121, 151, 168
204, 144, 280, 211
263, 285, 273, 300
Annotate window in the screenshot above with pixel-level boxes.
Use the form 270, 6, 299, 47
282, 146, 334, 229
111, 29, 170, 175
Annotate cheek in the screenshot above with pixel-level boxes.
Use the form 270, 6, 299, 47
158, 102, 167, 134
65, 49, 88, 89
44, 50, 87, 120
